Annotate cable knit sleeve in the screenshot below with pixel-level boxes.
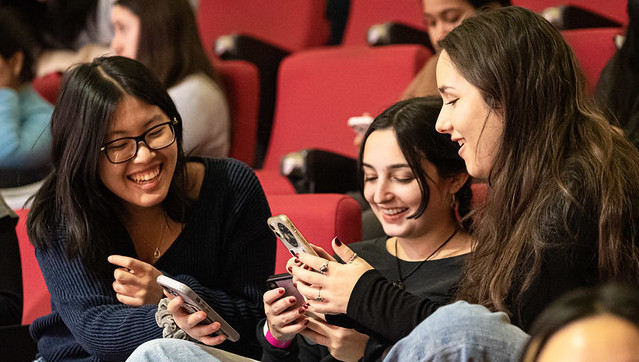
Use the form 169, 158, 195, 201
33, 235, 163, 361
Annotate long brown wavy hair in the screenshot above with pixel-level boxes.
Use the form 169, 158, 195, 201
440, 6, 639, 313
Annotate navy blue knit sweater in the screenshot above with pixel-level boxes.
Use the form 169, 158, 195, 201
30, 158, 276, 361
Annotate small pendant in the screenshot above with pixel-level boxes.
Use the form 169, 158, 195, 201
153, 248, 161, 259
392, 281, 405, 291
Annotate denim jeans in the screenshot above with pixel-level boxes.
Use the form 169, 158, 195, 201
126, 339, 258, 362
383, 301, 530, 362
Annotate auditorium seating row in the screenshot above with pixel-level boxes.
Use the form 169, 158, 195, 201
195, 0, 626, 168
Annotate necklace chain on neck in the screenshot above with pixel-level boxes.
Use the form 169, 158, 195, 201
392, 228, 458, 291
153, 221, 168, 259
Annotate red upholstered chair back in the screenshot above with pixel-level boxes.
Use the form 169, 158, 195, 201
32, 71, 63, 105
262, 45, 430, 170
267, 194, 362, 274
512, 0, 567, 13
255, 45, 429, 194
562, 27, 622, 92
341, 0, 426, 46
197, 0, 330, 54
512, 0, 627, 25
214, 60, 260, 166
14, 209, 51, 325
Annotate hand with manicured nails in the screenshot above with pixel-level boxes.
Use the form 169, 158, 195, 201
165, 293, 227, 346
288, 237, 373, 315
301, 317, 368, 362
263, 288, 309, 342
107, 255, 164, 306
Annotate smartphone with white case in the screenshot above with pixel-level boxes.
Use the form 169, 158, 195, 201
267, 214, 319, 258
156, 275, 240, 342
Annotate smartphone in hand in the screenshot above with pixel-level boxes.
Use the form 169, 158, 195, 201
266, 273, 305, 309
267, 214, 319, 258
156, 275, 240, 342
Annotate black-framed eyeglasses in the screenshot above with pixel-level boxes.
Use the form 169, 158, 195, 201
100, 118, 178, 164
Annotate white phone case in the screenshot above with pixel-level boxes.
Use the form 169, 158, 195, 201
156, 275, 240, 342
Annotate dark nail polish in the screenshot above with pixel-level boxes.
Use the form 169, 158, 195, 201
334, 237, 342, 246
304, 265, 310, 270
289, 297, 296, 303
299, 307, 306, 314
278, 288, 285, 294
294, 258, 300, 264
293, 282, 298, 287
287, 266, 293, 273
295, 252, 300, 257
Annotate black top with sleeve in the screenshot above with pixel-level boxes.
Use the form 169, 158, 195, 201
343, 201, 600, 341
30, 158, 276, 361
259, 236, 467, 362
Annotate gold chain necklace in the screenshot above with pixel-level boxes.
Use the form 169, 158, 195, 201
153, 221, 168, 259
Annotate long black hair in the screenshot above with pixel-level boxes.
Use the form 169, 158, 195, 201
358, 96, 473, 229
27, 56, 191, 273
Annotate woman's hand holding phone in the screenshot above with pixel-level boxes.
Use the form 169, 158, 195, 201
263, 288, 309, 342
289, 239, 373, 315
166, 293, 228, 346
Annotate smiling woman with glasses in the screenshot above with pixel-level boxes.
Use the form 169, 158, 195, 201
25, 56, 275, 361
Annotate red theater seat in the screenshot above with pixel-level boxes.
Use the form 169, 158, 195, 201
341, 0, 427, 46
513, 0, 627, 25
213, 60, 260, 166
562, 27, 622, 92
32, 71, 63, 105
256, 44, 430, 194
14, 209, 51, 325
197, 0, 330, 54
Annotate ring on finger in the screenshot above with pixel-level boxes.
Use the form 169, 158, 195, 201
314, 287, 324, 302
319, 261, 329, 274
347, 253, 358, 264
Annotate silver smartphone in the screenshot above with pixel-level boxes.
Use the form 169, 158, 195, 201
267, 214, 319, 258
156, 275, 240, 342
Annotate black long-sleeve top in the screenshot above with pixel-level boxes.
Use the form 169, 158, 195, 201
342, 202, 600, 341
